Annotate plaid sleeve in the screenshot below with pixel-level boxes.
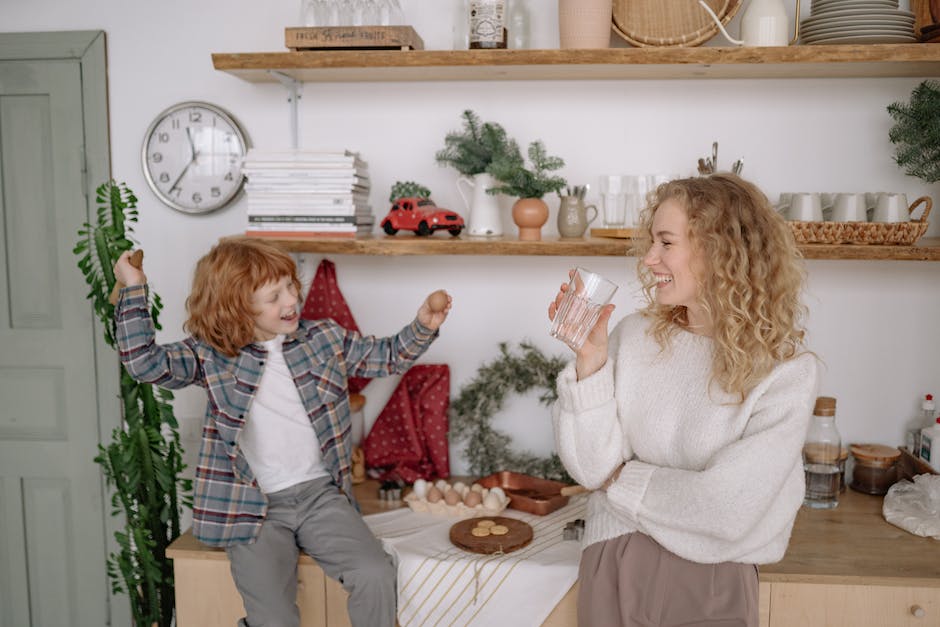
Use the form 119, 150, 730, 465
339, 318, 438, 380
115, 284, 202, 389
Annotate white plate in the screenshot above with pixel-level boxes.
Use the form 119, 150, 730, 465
803, 7, 914, 22
802, 25, 914, 38
801, 20, 914, 35
812, 0, 898, 9
805, 33, 918, 44
802, 28, 915, 42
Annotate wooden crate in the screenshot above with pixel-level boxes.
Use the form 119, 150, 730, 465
285, 26, 424, 51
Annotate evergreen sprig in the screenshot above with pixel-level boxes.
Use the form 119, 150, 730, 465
486, 140, 567, 199
450, 342, 571, 482
888, 80, 940, 183
389, 180, 432, 202
435, 110, 514, 176
73, 180, 191, 627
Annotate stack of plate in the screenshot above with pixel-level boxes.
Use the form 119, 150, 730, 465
800, 0, 917, 45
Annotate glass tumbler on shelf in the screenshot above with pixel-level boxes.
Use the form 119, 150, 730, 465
598, 175, 627, 228
803, 396, 842, 510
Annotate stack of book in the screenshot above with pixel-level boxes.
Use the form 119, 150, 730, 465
243, 149, 374, 238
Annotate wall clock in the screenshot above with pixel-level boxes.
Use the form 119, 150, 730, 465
141, 101, 249, 214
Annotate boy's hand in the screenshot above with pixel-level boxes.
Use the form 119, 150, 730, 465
111, 250, 147, 304
417, 289, 451, 330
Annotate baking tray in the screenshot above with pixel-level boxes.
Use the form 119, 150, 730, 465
477, 471, 573, 516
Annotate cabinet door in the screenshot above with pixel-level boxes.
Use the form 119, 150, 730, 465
769, 582, 940, 626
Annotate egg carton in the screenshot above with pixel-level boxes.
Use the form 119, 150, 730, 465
403, 479, 511, 518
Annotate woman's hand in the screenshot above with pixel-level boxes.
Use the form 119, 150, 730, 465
417, 289, 452, 331
548, 268, 615, 380
113, 250, 147, 288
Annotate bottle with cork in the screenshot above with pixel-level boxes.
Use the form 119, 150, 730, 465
907, 393, 935, 459
803, 396, 842, 509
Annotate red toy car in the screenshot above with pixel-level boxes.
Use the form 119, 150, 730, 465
381, 197, 464, 236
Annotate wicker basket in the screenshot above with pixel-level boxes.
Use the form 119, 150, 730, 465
788, 196, 932, 245
611, 0, 743, 47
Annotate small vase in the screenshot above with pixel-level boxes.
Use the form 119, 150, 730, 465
512, 197, 549, 241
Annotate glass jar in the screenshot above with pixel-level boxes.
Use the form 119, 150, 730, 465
803, 396, 842, 509
469, 0, 507, 49
849, 443, 901, 495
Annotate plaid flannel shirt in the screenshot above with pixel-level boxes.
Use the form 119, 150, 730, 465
115, 284, 438, 547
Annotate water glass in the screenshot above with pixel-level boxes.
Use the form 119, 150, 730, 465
599, 175, 627, 227
550, 268, 619, 351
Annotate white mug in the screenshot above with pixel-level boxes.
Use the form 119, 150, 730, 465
871, 193, 909, 223
780, 193, 823, 222
830, 193, 868, 222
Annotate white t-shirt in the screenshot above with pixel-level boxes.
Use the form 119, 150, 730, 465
240, 335, 329, 493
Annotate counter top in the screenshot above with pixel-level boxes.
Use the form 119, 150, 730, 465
168, 479, 939, 587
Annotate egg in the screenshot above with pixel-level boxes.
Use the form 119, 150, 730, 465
426, 486, 443, 503
470, 483, 484, 493
427, 289, 449, 313
489, 487, 506, 501
463, 491, 482, 507
444, 489, 461, 506
483, 492, 501, 510
452, 481, 467, 496
435, 479, 450, 493
412, 478, 428, 500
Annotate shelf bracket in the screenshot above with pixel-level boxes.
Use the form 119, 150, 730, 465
268, 70, 302, 149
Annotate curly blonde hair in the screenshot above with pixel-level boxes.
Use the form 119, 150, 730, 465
184, 239, 301, 357
632, 173, 807, 400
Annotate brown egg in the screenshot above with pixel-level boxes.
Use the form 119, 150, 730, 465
427, 289, 448, 313
444, 489, 461, 506
463, 491, 482, 507
426, 486, 443, 503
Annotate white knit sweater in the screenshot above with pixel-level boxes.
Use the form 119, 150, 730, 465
552, 312, 819, 565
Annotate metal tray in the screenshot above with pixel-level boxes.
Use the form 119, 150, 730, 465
477, 471, 572, 516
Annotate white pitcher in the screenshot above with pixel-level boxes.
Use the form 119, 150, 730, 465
699, 0, 800, 47
457, 172, 503, 237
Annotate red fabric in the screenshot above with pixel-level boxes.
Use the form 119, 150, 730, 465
363, 364, 450, 483
300, 259, 370, 394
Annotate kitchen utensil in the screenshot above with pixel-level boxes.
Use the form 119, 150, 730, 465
449, 516, 534, 554
700, 0, 801, 46
612, 0, 744, 47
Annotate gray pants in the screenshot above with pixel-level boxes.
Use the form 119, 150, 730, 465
226, 476, 396, 627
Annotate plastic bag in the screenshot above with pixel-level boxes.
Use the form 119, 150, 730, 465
882, 474, 940, 539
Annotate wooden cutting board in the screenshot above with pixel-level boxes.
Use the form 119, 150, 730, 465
449, 517, 533, 555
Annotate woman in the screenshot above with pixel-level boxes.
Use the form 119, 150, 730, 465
548, 173, 818, 627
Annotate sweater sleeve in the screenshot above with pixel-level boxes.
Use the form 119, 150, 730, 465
605, 353, 819, 563
552, 320, 629, 490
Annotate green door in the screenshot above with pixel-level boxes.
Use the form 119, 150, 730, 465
0, 39, 111, 627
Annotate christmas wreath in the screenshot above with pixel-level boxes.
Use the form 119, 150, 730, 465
449, 341, 572, 482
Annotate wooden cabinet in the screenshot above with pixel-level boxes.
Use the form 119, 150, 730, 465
766, 583, 939, 626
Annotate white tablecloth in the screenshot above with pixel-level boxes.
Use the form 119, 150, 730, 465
365, 495, 587, 627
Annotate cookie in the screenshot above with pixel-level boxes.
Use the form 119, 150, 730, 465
471, 526, 491, 537
489, 524, 509, 536
477, 519, 495, 528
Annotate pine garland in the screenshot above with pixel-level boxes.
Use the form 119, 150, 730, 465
449, 342, 572, 482
888, 80, 940, 183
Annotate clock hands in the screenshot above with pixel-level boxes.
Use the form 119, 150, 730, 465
170, 127, 199, 193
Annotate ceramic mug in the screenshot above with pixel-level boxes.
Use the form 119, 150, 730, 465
871, 193, 910, 223
780, 193, 823, 222
829, 193, 869, 222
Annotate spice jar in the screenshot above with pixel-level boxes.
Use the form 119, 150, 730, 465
849, 444, 901, 495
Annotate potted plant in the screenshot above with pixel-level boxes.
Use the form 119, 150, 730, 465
487, 140, 567, 241
888, 80, 940, 184
435, 110, 514, 237
73, 180, 192, 627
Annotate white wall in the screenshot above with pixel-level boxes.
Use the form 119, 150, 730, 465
3, 0, 937, 480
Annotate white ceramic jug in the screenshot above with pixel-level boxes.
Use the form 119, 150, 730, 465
457, 172, 504, 237
698, 0, 800, 47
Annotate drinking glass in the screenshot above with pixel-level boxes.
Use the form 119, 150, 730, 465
550, 268, 619, 351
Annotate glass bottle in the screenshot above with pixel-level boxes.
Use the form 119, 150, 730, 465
453, 0, 470, 49
803, 396, 842, 509
907, 393, 934, 458
508, 0, 530, 49
469, 0, 507, 49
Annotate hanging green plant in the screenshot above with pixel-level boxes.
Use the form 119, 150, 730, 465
888, 80, 940, 183
73, 180, 192, 627
449, 341, 572, 482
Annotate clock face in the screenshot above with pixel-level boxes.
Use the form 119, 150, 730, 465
141, 101, 248, 214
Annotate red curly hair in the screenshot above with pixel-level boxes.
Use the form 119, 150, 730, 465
184, 239, 302, 356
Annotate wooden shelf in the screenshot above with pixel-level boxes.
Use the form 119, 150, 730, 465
212, 45, 940, 83
239, 235, 940, 260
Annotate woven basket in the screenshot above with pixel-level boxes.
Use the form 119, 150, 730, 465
612, 0, 743, 47
788, 196, 932, 245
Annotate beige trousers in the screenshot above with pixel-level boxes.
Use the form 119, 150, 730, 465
578, 532, 758, 627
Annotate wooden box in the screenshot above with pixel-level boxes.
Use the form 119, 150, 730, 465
285, 26, 424, 51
